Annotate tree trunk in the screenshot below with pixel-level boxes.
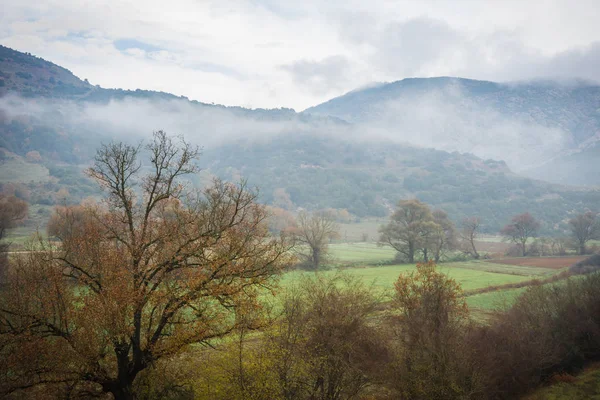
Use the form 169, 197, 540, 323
580, 244, 586, 255
470, 240, 479, 259
408, 242, 414, 263
423, 248, 429, 263
313, 247, 321, 270
109, 344, 137, 400
110, 385, 135, 400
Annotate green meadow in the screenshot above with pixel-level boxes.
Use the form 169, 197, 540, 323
283, 241, 568, 312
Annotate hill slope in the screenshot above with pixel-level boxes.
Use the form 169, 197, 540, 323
200, 134, 600, 232
1, 45, 600, 234
304, 77, 600, 183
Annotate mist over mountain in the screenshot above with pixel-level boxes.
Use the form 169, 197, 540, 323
1, 44, 600, 233
304, 77, 600, 179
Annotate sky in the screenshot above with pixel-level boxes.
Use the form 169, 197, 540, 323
1, 0, 599, 110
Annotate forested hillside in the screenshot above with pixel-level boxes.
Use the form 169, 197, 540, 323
1, 45, 600, 233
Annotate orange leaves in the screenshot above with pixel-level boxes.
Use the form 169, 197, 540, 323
394, 261, 468, 321
0, 133, 293, 398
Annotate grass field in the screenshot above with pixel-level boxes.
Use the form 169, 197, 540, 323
281, 262, 536, 295
286, 241, 579, 313
337, 219, 387, 243
328, 242, 396, 264
465, 287, 527, 310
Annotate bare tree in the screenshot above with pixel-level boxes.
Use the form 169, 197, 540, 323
0, 131, 291, 399
460, 217, 481, 259
569, 211, 599, 255
500, 213, 541, 257
294, 211, 339, 270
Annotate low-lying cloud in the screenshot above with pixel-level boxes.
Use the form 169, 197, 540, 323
0, 87, 580, 174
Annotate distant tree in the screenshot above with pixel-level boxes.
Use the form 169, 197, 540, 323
0, 194, 28, 241
0, 193, 28, 282
265, 206, 297, 235
430, 210, 457, 263
294, 211, 339, 270
569, 211, 600, 255
0, 132, 291, 399
460, 217, 481, 259
419, 220, 441, 263
272, 188, 294, 211
500, 212, 540, 256
549, 237, 570, 256
25, 150, 42, 163
379, 199, 433, 263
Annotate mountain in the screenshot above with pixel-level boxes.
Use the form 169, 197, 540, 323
1, 44, 600, 234
304, 77, 600, 184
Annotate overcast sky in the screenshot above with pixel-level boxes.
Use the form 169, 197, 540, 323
1, 0, 599, 110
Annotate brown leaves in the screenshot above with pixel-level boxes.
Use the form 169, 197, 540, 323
0, 132, 292, 398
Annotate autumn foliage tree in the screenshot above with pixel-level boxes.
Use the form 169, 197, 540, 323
500, 213, 541, 256
391, 262, 478, 399
193, 274, 387, 400
0, 131, 291, 399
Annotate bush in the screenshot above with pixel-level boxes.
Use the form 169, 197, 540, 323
570, 254, 600, 275
387, 262, 484, 399
468, 273, 600, 398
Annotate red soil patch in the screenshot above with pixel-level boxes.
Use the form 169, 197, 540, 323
487, 256, 588, 269
474, 240, 511, 253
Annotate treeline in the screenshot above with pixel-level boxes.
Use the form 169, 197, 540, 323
378, 199, 600, 262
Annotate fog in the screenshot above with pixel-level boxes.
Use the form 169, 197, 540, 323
354, 86, 570, 172
0, 87, 578, 174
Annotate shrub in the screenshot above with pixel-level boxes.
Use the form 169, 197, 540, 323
469, 273, 600, 398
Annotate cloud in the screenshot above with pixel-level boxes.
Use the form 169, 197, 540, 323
0, 0, 599, 109
0, 87, 574, 174
281, 55, 351, 95
336, 13, 600, 85
360, 85, 569, 171
372, 17, 462, 76
114, 38, 164, 53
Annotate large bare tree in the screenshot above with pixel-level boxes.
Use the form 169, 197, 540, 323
0, 131, 291, 399
294, 211, 339, 270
